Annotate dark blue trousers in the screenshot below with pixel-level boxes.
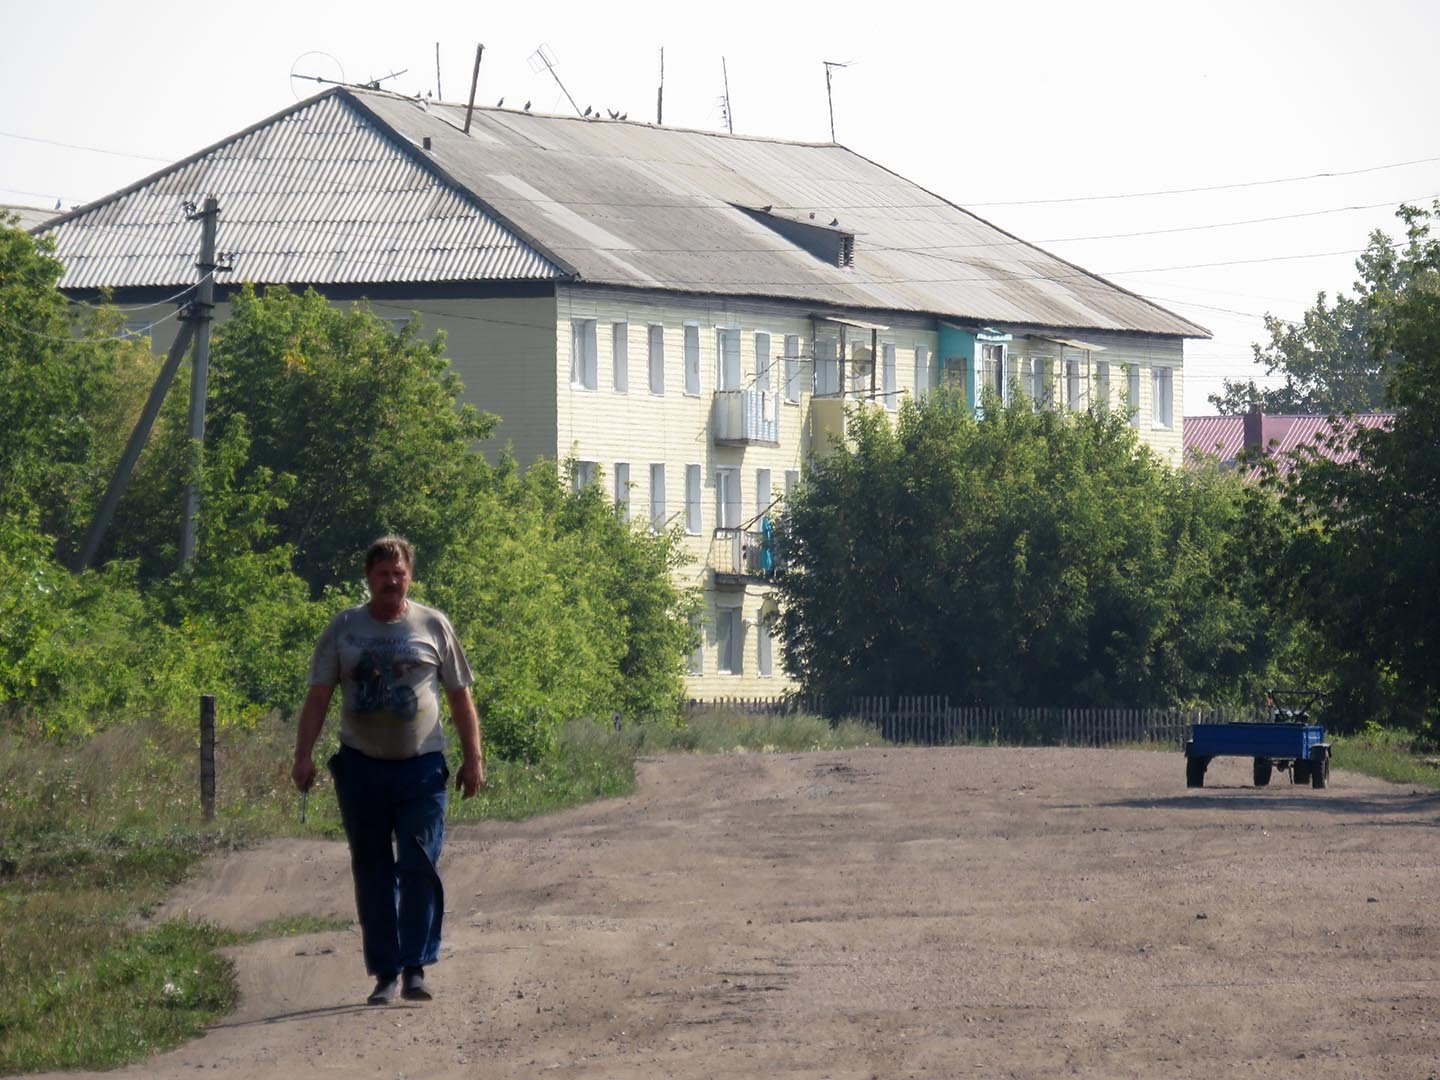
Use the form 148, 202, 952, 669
329, 745, 448, 977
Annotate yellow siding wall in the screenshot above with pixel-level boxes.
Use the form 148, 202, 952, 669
556, 285, 939, 700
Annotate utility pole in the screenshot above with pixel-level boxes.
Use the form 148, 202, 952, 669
464, 43, 484, 133
721, 57, 733, 134
179, 196, 219, 568
657, 47, 664, 125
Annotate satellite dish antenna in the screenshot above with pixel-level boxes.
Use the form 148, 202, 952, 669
289, 51, 347, 100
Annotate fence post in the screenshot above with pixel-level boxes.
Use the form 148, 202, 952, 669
199, 693, 216, 822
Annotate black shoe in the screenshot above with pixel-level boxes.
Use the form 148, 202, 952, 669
367, 973, 400, 1005
402, 966, 432, 1001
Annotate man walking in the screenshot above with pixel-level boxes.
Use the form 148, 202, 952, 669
292, 536, 484, 1005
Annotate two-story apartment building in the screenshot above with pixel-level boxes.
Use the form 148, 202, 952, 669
37, 86, 1208, 699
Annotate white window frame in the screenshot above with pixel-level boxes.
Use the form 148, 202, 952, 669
754, 331, 772, 393
755, 467, 772, 520
979, 342, 1007, 404
1029, 355, 1052, 408
648, 324, 665, 395
572, 460, 597, 492
685, 463, 702, 534
684, 323, 701, 396
757, 613, 773, 677
649, 464, 666, 531
785, 468, 800, 503
1152, 365, 1174, 430
570, 318, 597, 391
814, 335, 840, 397
1127, 364, 1143, 428
1063, 348, 1086, 412
613, 461, 630, 519
784, 334, 803, 404
913, 345, 931, 400
716, 466, 741, 530
716, 604, 743, 675
881, 343, 897, 410
611, 321, 628, 393
1095, 360, 1110, 412
717, 327, 742, 391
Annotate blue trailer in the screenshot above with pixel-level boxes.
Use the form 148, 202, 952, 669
1184, 692, 1331, 789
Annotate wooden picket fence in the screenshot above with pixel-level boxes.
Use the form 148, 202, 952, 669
685, 695, 1265, 750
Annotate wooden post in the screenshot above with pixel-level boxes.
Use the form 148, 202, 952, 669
199, 694, 216, 821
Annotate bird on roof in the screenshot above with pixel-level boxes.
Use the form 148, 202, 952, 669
497, 97, 504, 107
524, 100, 531, 111
607, 108, 618, 119
619, 112, 627, 120
761, 205, 773, 213
583, 106, 592, 117
830, 217, 839, 226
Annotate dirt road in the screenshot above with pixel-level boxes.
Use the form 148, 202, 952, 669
36, 747, 1440, 1079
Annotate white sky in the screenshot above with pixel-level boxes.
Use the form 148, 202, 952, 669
4, 0, 1437, 415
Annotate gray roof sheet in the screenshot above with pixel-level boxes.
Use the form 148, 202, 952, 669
38, 88, 1207, 338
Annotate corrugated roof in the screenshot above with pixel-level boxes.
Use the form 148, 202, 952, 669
38, 87, 1208, 338
1183, 413, 1395, 472
39, 93, 561, 289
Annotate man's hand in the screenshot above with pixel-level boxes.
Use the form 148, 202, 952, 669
292, 755, 317, 793
456, 755, 486, 799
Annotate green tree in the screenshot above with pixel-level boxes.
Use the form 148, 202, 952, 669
1209, 202, 1440, 415
1268, 205, 1440, 730
774, 391, 1289, 708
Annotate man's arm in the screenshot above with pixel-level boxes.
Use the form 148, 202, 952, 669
292, 683, 335, 793
445, 686, 486, 798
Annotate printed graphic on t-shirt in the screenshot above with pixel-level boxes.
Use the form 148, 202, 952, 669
346, 636, 423, 723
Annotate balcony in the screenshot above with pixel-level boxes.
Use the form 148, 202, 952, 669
710, 527, 776, 589
712, 389, 780, 446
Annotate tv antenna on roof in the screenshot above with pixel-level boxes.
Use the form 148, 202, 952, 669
528, 43, 582, 116
289, 52, 409, 99
823, 59, 851, 142
289, 51, 346, 100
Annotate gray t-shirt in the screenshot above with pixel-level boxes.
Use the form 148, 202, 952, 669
308, 601, 474, 760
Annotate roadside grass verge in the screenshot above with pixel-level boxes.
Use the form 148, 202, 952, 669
1332, 726, 1440, 789
0, 708, 873, 1074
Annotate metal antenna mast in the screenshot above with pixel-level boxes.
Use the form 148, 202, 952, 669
823, 60, 849, 142
721, 57, 734, 134
529, 44, 581, 116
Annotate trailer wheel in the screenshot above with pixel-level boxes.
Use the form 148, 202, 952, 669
1186, 756, 1208, 788
1253, 759, 1273, 787
1311, 752, 1330, 790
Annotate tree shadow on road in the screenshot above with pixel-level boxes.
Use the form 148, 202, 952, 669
209, 1001, 416, 1029
1099, 788, 1440, 820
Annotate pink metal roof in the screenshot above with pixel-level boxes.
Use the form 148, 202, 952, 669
1183, 413, 1394, 473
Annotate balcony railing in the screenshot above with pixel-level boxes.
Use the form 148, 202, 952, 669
710, 527, 776, 587
712, 389, 780, 445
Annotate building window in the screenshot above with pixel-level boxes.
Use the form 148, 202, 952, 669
612, 322, 628, 393
684, 323, 701, 396
685, 464, 702, 534
814, 336, 840, 396
914, 345, 931, 400
716, 467, 741, 530
687, 615, 703, 675
980, 342, 1006, 403
716, 606, 743, 674
754, 331, 772, 392
785, 468, 800, 502
572, 460, 597, 492
755, 467, 772, 519
717, 327, 742, 391
1029, 355, 1051, 408
784, 334, 803, 403
613, 462, 630, 519
847, 342, 873, 401
757, 614, 773, 677
648, 325, 665, 395
1063, 349, 1086, 411
649, 464, 666, 531
1152, 366, 1174, 429
570, 318, 597, 390
1127, 364, 1143, 427
1095, 360, 1110, 412
881, 344, 897, 409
